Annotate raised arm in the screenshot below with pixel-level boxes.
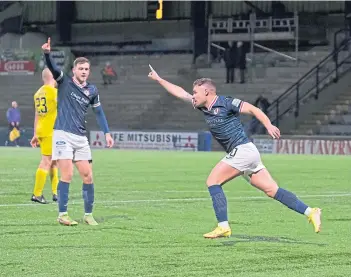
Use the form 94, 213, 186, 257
41, 38, 63, 82
240, 101, 281, 139
148, 65, 193, 104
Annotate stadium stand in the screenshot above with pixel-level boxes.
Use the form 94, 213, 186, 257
0, 1, 349, 140
0, 48, 333, 132
297, 82, 351, 136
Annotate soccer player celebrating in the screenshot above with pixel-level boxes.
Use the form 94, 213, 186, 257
148, 66, 322, 238
30, 68, 59, 204
42, 38, 114, 226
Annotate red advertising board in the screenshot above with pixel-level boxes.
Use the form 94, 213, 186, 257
252, 137, 351, 155
275, 139, 351, 155
0, 60, 35, 75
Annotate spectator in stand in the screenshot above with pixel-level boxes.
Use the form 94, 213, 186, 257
223, 41, 237, 84
247, 95, 271, 136
101, 61, 117, 87
272, 1, 286, 18
6, 101, 21, 146
254, 94, 271, 114
236, 41, 248, 84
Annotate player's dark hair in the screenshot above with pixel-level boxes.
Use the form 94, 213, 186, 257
193, 78, 216, 88
73, 57, 90, 67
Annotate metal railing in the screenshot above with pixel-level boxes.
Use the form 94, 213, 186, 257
267, 35, 351, 127
334, 28, 350, 51
208, 13, 299, 65
210, 42, 253, 63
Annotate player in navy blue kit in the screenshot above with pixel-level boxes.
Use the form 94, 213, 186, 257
148, 65, 322, 238
42, 38, 114, 226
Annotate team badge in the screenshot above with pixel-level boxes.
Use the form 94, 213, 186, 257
213, 108, 219, 115
83, 89, 90, 96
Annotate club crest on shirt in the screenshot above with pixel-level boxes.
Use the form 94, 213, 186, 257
213, 108, 220, 115
83, 89, 90, 96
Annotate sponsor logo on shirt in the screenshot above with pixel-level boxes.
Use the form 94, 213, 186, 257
71, 91, 90, 105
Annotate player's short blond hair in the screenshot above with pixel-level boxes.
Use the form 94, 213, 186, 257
73, 57, 90, 67
193, 78, 216, 88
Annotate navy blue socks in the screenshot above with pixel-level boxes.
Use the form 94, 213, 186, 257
58, 182, 95, 215
208, 185, 228, 223
58, 181, 69, 213
274, 188, 308, 215
82, 183, 94, 214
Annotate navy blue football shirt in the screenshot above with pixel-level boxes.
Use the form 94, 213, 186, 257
54, 73, 100, 136
198, 95, 250, 153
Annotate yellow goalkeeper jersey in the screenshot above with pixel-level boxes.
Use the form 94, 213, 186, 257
34, 85, 57, 137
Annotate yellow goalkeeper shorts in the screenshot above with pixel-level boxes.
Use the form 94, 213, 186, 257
39, 136, 53, 156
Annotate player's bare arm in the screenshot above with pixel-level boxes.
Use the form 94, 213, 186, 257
30, 112, 39, 147
240, 102, 281, 139
41, 38, 63, 82
148, 65, 193, 104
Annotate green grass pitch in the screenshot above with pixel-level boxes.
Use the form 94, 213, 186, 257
1, 147, 350, 277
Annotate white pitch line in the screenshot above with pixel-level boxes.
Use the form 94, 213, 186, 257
0, 193, 351, 208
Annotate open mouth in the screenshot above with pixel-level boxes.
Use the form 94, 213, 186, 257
192, 100, 197, 109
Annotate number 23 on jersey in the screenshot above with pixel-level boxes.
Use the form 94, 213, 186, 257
36, 96, 48, 114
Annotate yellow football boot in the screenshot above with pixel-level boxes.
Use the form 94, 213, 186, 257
203, 225, 232, 239
84, 214, 98, 226
57, 214, 78, 226
308, 208, 322, 233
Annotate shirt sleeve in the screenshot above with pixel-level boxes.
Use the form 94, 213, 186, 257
226, 97, 244, 114
90, 87, 101, 108
91, 87, 110, 134
44, 53, 64, 84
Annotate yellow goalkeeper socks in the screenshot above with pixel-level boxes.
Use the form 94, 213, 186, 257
50, 168, 59, 195
33, 168, 48, 197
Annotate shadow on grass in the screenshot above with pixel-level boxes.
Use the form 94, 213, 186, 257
213, 234, 327, 247
74, 214, 133, 223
